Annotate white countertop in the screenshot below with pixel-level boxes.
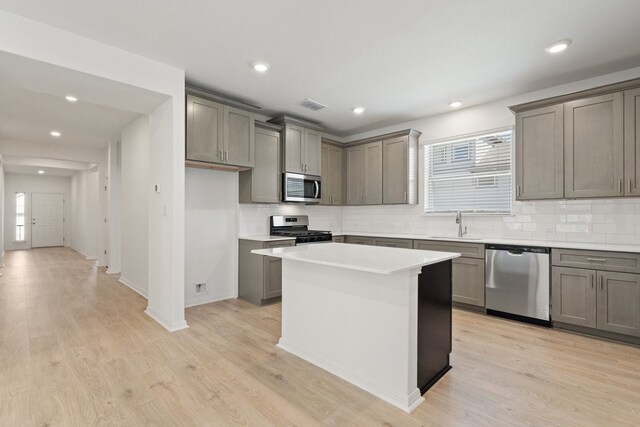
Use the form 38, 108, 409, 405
332, 231, 640, 253
239, 235, 296, 242
253, 242, 460, 275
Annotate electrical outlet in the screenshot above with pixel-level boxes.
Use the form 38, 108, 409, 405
195, 283, 206, 295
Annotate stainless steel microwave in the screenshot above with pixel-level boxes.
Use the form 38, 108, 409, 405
283, 172, 321, 203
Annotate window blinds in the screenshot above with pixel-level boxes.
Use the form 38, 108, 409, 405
424, 129, 513, 214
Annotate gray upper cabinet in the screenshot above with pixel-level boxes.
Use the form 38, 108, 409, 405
345, 141, 382, 205
552, 267, 597, 328
281, 124, 322, 175
346, 145, 365, 205
382, 136, 417, 204
564, 92, 624, 198
223, 105, 255, 168
515, 105, 564, 200
321, 143, 343, 205
304, 128, 322, 176
284, 124, 305, 174
597, 271, 640, 337
186, 95, 224, 163
186, 94, 255, 168
239, 123, 281, 203
625, 88, 640, 196
364, 141, 383, 205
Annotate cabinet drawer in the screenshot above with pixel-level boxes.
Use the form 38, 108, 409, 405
345, 236, 374, 246
372, 237, 413, 249
332, 236, 345, 243
263, 240, 295, 249
414, 240, 484, 259
552, 249, 640, 273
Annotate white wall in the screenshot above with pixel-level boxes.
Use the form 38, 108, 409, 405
0, 10, 187, 331
120, 116, 149, 297
185, 168, 239, 307
340, 66, 640, 245
0, 161, 4, 259
69, 170, 101, 258
4, 173, 71, 251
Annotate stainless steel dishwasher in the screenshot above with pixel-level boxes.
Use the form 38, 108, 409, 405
485, 244, 551, 325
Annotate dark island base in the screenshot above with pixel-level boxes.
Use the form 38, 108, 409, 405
417, 260, 453, 394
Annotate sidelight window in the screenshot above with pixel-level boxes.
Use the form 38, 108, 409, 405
16, 192, 26, 241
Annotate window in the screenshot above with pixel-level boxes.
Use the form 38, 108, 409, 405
16, 192, 25, 241
424, 129, 513, 214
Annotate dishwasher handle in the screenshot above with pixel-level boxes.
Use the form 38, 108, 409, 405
486, 244, 550, 254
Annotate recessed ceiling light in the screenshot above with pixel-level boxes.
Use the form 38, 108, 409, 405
50, 131, 61, 137
352, 106, 366, 114
65, 95, 78, 102
38, 170, 45, 174
251, 61, 270, 72
448, 100, 462, 108
545, 39, 571, 54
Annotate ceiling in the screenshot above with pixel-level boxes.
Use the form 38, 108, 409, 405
2, 155, 94, 177
0, 50, 169, 149
1, 1, 640, 136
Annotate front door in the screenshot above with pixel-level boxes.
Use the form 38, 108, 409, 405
31, 193, 64, 248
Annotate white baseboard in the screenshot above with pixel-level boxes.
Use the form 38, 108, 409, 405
118, 276, 148, 299
70, 246, 97, 260
185, 293, 236, 308
106, 268, 121, 275
145, 307, 189, 332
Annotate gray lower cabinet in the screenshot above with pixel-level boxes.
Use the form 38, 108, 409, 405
332, 236, 345, 243
597, 270, 640, 337
239, 123, 281, 203
345, 236, 374, 246
372, 237, 413, 249
413, 239, 485, 308
451, 258, 485, 307
238, 239, 295, 306
515, 105, 564, 200
552, 249, 640, 338
552, 267, 597, 328
564, 92, 624, 198
625, 87, 640, 196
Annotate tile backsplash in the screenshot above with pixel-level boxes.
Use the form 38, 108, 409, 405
341, 198, 640, 244
239, 198, 640, 245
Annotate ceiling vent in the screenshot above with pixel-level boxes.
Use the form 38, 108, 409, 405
297, 98, 328, 111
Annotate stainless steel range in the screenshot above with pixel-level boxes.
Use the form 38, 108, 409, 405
270, 215, 332, 244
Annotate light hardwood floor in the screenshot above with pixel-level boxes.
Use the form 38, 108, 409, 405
1, 247, 640, 426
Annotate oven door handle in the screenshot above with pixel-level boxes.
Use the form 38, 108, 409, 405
314, 181, 320, 198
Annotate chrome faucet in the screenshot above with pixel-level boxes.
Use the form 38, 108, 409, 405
456, 211, 468, 237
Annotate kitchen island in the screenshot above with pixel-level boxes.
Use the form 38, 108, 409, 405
252, 242, 460, 413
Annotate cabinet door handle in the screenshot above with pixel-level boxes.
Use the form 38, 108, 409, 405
591, 275, 594, 289
619, 178, 623, 193
404, 191, 407, 202
600, 275, 604, 290
225, 151, 229, 162
586, 258, 607, 262
516, 185, 521, 197
218, 149, 223, 160
629, 178, 633, 194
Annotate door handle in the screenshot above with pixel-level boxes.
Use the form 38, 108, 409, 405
516, 185, 521, 197
586, 258, 606, 262
619, 178, 623, 193
629, 178, 633, 194
218, 149, 223, 161
32, 219, 36, 225
591, 275, 594, 289
404, 191, 407, 202
507, 251, 523, 256
600, 275, 604, 290
314, 181, 320, 198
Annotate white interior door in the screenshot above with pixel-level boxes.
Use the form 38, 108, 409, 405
32, 193, 64, 248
